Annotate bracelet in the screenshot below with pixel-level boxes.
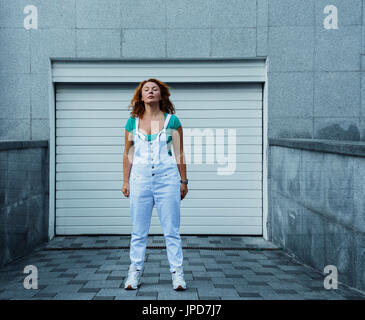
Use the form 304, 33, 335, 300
180, 179, 188, 185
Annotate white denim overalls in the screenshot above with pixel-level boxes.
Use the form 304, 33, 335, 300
129, 113, 184, 274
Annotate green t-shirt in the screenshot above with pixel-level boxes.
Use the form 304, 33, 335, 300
124, 113, 181, 154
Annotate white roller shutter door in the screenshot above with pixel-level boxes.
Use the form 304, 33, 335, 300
55, 82, 263, 235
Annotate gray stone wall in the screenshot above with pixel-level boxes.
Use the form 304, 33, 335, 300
269, 140, 365, 292
1, 0, 365, 141
0, 141, 49, 267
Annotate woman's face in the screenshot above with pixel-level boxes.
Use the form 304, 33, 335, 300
141, 81, 161, 104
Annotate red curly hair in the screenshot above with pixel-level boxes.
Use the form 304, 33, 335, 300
128, 78, 176, 118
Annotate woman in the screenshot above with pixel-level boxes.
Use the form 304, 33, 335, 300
121, 78, 188, 291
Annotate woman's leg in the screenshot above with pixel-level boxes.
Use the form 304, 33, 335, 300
129, 185, 154, 270
154, 183, 184, 273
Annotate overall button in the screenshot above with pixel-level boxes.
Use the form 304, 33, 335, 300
152, 173, 155, 176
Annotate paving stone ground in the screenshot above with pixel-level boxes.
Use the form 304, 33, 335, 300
44, 235, 280, 250
0, 236, 364, 300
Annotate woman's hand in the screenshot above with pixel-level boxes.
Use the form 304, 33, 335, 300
180, 183, 188, 200
122, 182, 130, 198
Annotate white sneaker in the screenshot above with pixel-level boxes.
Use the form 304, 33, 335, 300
172, 266, 187, 290
124, 264, 142, 290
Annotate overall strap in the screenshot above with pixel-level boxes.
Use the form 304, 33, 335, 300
163, 114, 172, 129
134, 117, 146, 141
156, 114, 172, 141
135, 117, 139, 134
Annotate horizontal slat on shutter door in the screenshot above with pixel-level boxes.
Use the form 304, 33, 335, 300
55, 82, 262, 235
55, 225, 262, 235
57, 207, 262, 217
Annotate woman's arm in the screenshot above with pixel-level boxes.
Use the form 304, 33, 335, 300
123, 129, 134, 184
172, 126, 187, 180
